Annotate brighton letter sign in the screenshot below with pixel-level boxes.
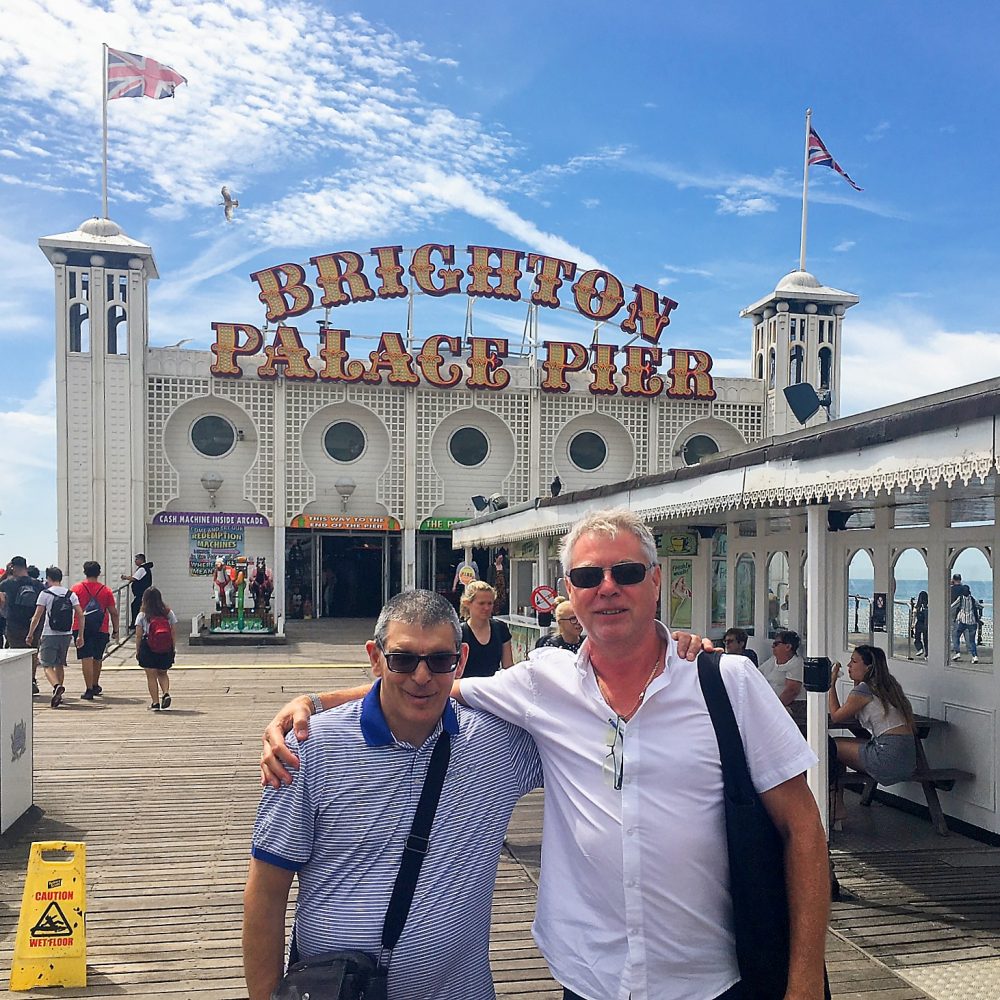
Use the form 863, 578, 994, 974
209, 241, 716, 400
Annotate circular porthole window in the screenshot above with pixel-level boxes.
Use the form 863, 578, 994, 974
324, 421, 367, 463
569, 430, 607, 471
682, 434, 720, 466
191, 415, 236, 458
448, 427, 489, 467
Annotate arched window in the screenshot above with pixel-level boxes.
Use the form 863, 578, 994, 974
892, 548, 928, 659
847, 549, 875, 646
735, 555, 755, 630
766, 552, 789, 636
819, 347, 833, 390
950, 547, 993, 668
768, 348, 776, 389
789, 345, 804, 385
756, 352, 764, 380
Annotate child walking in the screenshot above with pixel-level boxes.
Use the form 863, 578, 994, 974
134, 587, 177, 710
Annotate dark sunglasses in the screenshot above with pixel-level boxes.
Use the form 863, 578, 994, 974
376, 640, 461, 674
567, 561, 655, 590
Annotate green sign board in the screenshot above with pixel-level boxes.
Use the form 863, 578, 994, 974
419, 516, 469, 532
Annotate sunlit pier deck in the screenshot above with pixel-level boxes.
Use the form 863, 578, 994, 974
2, 622, 997, 998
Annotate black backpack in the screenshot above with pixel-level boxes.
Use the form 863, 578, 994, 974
45, 588, 75, 633
14, 580, 42, 612
81, 584, 105, 640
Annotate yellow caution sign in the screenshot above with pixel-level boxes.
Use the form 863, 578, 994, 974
9, 841, 87, 991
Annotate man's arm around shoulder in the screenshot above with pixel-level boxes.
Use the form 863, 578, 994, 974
759, 775, 830, 1000
243, 857, 295, 1000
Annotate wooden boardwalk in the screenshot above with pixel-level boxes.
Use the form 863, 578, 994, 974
0, 656, 977, 998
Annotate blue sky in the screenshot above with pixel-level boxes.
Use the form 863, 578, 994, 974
2, 0, 1000, 563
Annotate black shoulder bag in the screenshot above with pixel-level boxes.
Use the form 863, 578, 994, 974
697, 652, 830, 1000
271, 730, 452, 1000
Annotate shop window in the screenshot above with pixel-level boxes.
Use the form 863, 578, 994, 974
892, 548, 928, 660
568, 430, 607, 471
847, 549, 875, 647
448, 426, 489, 467
324, 421, 366, 463
682, 434, 720, 466
735, 555, 755, 630
191, 414, 236, 458
766, 552, 789, 636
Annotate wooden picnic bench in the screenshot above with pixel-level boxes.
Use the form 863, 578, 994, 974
833, 715, 974, 836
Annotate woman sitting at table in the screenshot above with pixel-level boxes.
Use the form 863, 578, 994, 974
460, 580, 514, 678
829, 644, 917, 822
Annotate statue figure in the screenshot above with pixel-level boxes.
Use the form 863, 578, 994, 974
212, 557, 235, 611
249, 556, 274, 612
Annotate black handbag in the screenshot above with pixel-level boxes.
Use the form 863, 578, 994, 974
697, 652, 830, 1000
271, 730, 452, 1000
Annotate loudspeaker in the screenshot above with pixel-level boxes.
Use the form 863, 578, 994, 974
783, 383, 823, 425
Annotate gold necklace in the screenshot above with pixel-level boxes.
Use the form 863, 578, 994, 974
596, 650, 662, 721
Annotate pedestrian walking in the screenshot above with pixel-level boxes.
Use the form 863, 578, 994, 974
134, 586, 177, 710
26, 566, 83, 708
72, 561, 119, 699
0, 556, 44, 692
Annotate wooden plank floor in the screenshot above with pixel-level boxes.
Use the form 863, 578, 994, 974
0, 663, 936, 998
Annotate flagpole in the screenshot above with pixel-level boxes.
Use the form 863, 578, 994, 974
101, 43, 109, 219
798, 108, 812, 272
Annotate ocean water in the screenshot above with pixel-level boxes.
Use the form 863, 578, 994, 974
848, 578, 993, 643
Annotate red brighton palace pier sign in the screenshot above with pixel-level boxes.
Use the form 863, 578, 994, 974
209, 242, 716, 399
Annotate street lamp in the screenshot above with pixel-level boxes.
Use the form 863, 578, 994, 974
200, 473, 224, 509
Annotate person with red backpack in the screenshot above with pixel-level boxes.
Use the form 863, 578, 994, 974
72, 561, 119, 700
134, 587, 177, 710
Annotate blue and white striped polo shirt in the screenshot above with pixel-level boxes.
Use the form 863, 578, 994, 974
251, 682, 543, 1000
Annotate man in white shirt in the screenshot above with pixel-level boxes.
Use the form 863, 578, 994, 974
758, 628, 807, 724
262, 510, 829, 1000
26, 566, 83, 708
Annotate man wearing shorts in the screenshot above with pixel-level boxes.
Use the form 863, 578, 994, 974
72, 561, 119, 700
27, 566, 83, 708
0, 556, 43, 690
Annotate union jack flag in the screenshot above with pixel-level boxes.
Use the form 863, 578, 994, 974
107, 47, 187, 100
808, 127, 862, 192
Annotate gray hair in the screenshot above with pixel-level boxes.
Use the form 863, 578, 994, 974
559, 507, 658, 574
373, 589, 462, 647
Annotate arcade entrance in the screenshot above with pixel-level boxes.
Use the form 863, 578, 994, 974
285, 530, 401, 619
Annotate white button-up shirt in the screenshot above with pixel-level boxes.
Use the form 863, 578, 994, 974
461, 622, 817, 1000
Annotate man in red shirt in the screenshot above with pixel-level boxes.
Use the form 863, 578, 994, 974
72, 561, 120, 700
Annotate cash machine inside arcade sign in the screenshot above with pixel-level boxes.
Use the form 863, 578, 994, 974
209, 243, 716, 399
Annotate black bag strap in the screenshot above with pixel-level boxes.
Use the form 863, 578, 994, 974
380, 728, 451, 954
697, 651, 755, 802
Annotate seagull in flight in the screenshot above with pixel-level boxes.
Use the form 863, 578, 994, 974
164, 338, 194, 349
220, 186, 239, 222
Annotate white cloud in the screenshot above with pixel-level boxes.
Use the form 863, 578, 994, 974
715, 192, 777, 217
661, 264, 713, 278
582, 198, 600, 209
627, 156, 901, 219
833, 239, 855, 252
865, 120, 890, 142
840, 308, 1000, 416
0, 365, 58, 563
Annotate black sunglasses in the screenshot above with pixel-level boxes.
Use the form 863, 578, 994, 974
567, 561, 655, 590
376, 640, 461, 675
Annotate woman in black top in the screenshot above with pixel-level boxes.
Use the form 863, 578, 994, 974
460, 580, 513, 678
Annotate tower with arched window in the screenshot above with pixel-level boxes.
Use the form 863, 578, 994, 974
38, 218, 157, 577
741, 269, 858, 436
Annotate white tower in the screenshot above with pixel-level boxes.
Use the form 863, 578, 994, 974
38, 218, 157, 579
741, 269, 859, 437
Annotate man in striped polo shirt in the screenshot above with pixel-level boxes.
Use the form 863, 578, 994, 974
243, 590, 542, 1000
